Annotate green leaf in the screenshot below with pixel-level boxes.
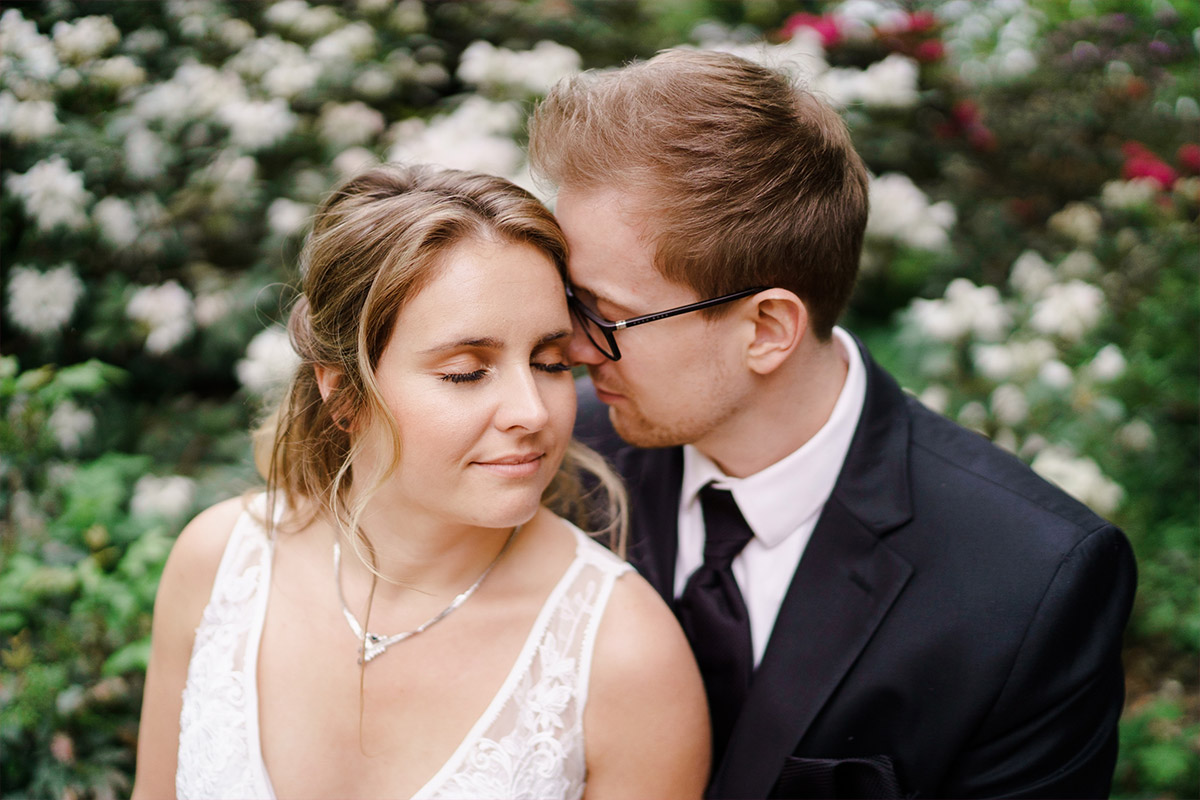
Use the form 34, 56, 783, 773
102, 637, 151, 676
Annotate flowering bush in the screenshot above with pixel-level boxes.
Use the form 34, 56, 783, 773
1, 1, 1196, 796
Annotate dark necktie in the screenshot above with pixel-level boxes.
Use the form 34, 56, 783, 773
674, 484, 756, 766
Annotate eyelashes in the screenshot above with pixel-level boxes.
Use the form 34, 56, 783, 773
439, 362, 570, 384
441, 369, 487, 384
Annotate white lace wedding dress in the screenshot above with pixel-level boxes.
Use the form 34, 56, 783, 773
175, 496, 631, 799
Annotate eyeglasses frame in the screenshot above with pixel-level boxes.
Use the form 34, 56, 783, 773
565, 284, 769, 361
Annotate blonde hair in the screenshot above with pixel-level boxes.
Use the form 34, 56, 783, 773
529, 48, 870, 339
256, 164, 626, 561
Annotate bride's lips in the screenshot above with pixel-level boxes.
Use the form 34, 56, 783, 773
472, 452, 544, 478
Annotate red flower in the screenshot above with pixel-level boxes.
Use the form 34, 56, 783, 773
1177, 143, 1200, 175
915, 39, 946, 63
1122, 142, 1178, 189
905, 11, 938, 34
782, 12, 842, 48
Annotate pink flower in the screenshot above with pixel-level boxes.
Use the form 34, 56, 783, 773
51, 732, 75, 764
1177, 143, 1200, 175
781, 12, 841, 48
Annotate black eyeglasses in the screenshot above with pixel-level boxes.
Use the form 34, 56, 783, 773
565, 284, 768, 361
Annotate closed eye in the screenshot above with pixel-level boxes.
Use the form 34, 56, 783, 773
534, 362, 571, 374
440, 368, 487, 383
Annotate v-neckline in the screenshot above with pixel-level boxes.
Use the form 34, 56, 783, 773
246, 523, 589, 799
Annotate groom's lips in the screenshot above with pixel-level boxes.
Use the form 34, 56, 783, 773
592, 383, 623, 404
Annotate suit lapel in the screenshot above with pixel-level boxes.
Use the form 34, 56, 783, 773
712, 340, 917, 798
712, 498, 913, 796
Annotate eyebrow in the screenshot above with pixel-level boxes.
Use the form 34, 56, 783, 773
420, 330, 571, 355
574, 285, 634, 317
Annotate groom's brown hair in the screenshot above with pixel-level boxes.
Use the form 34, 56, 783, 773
529, 48, 869, 340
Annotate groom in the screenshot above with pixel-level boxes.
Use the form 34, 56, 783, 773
529, 49, 1136, 798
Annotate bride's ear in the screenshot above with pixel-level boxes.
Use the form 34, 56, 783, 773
314, 364, 340, 402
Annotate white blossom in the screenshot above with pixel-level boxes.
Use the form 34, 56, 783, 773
90, 55, 146, 90
1031, 446, 1123, 515
311, 21, 376, 62
1008, 250, 1055, 301
1087, 344, 1126, 383
132, 61, 246, 127
387, 96, 525, 180
123, 125, 167, 180
201, 150, 260, 207
93, 196, 139, 247
353, 66, 395, 99
1116, 419, 1155, 452
972, 343, 1016, 381
7, 155, 93, 232
51, 15, 119, 63
1029, 280, 1105, 342
263, 0, 307, 29
6, 264, 84, 336
1047, 202, 1102, 246
1, 9, 61, 81
957, 400, 988, 431
264, 56, 322, 99
217, 18, 256, 50
127, 281, 195, 354
992, 427, 1018, 453
908, 278, 1011, 342
918, 384, 950, 414
194, 291, 234, 328
130, 474, 197, 520
267, 197, 311, 238
1037, 359, 1074, 390
48, 399, 95, 453
819, 54, 920, 108
265, 0, 344, 39
833, 0, 908, 32
123, 27, 168, 57
218, 97, 298, 151
866, 173, 956, 250
237, 326, 300, 395
457, 40, 582, 95
332, 146, 378, 178
1057, 250, 1100, 280
990, 383, 1029, 426
387, 0, 427, 34
318, 101, 385, 148
699, 28, 827, 86
0, 92, 61, 142
1100, 178, 1158, 210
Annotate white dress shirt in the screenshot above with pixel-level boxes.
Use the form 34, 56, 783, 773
674, 326, 867, 667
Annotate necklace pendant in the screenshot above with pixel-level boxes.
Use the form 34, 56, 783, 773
360, 639, 386, 664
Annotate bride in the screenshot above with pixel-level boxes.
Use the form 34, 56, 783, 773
131, 164, 709, 798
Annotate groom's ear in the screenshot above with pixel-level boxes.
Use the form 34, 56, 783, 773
743, 289, 805, 376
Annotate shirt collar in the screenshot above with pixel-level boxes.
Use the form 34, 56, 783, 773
681, 327, 867, 548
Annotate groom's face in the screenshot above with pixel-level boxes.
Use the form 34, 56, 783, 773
555, 187, 747, 450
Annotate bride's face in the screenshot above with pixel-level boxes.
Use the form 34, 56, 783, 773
357, 235, 576, 530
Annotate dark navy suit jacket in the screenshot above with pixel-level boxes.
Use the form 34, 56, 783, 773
574, 337, 1136, 799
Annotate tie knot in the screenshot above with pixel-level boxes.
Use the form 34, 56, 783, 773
698, 485, 755, 567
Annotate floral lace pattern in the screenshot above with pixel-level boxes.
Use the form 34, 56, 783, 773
177, 499, 273, 799
176, 496, 630, 800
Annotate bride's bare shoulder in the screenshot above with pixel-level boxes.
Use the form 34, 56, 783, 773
157, 495, 250, 614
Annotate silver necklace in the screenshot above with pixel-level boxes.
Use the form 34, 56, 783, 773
333, 525, 520, 664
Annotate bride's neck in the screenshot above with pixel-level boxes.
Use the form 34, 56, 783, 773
332, 498, 520, 600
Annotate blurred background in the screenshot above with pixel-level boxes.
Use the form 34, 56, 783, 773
0, 1, 1196, 796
